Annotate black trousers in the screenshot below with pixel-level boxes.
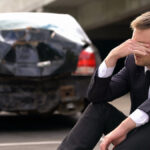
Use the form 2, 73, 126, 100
57, 103, 150, 150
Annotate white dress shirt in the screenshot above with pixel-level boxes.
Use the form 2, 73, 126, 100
98, 61, 149, 127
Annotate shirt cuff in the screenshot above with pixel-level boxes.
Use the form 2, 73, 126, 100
129, 109, 149, 127
98, 61, 115, 78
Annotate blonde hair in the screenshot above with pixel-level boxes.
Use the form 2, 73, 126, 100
131, 11, 150, 30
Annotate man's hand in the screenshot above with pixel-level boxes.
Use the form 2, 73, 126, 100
100, 117, 136, 150
100, 127, 127, 150
105, 39, 150, 68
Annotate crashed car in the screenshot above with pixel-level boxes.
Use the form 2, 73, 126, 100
0, 12, 101, 115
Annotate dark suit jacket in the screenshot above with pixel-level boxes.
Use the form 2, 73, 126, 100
87, 54, 150, 116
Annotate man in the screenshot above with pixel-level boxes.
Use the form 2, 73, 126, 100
57, 11, 150, 150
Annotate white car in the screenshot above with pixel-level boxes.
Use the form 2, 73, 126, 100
0, 12, 101, 115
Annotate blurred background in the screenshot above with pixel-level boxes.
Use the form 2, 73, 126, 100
1, 0, 150, 65
0, 0, 149, 149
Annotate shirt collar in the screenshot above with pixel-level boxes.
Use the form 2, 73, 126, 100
145, 66, 150, 73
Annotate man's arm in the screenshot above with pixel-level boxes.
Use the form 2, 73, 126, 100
129, 109, 149, 127
88, 39, 142, 103
87, 64, 129, 103
100, 102, 149, 150
99, 60, 149, 127
97, 61, 115, 78
98, 39, 150, 150
138, 98, 150, 117
88, 39, 150, 103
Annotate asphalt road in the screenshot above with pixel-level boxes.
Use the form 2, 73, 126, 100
0, 94, 130, 150
0, 113, 76, 150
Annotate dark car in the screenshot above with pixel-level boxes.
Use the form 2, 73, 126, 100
0, 12, 101, 115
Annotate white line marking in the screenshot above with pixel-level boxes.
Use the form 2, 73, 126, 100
0, 141, 62, 147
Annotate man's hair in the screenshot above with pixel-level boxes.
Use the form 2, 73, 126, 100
131, 11, 150, 30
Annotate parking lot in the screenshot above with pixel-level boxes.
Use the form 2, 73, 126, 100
0, 93, 130, 150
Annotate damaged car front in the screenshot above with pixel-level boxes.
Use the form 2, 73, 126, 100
0, 12, 101, 115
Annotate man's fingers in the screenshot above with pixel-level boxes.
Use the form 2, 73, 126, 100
133, 49, 148, 56
100, 142, 108, 150
126, 42, 150, 56
132, 45, 150, 53
112, 146, 116, 150
100, 138, 111, 150
130, 39, 150, 54
131, 39, 150, 48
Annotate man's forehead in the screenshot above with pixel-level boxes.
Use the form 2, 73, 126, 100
132, 29, 150, 44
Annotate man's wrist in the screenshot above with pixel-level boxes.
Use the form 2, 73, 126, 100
129, 109, 149, 127
105, 52, 119, 68
120, 117, 136, 133
98, 61, 115, 78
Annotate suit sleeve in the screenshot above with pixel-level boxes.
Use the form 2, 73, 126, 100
138, 98, 150, 117
87, 59, 130, 103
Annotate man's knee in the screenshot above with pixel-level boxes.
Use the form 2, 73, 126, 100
83, 102, 113, 118
84, 102, 125, 118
